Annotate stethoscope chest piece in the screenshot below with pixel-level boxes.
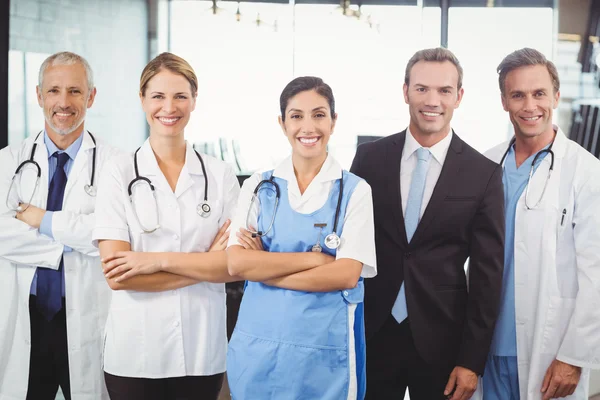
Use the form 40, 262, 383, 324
324, 233, 341, 250
84, 184, 97, 197
197, 202, 211, 218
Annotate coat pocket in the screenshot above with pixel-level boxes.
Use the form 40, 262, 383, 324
227, 330, 348, 400
541, 296, 576, 354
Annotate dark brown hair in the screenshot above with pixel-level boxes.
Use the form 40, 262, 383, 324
279, 76, 335, 121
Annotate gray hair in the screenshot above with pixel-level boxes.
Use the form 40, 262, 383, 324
405, 47, 463, 90
497, 48, 560, 96
38, 51, 94, 91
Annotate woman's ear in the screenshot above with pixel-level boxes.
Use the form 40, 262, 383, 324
278, 115, 286, 135
331, 112, 338, 134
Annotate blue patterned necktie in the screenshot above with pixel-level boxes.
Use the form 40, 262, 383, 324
392, 147, 431, 323
36, 152, 70, 321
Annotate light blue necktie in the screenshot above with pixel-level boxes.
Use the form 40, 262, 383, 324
392, 147, 431, 323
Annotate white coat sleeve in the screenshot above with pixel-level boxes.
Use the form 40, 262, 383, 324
219, 164, 241, 227
556, 172, 600, 369
0, 146, 63, 268
336, 180, 377, 278
45, 146, 120, 257
51, 211, 98, 257
92, 157, 131, 246
227, 173, 261, 249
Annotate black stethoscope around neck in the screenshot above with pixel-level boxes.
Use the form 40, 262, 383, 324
246, 174, 344, 250
6, 130, 97, 213
128, 146, 211, 234
499, 136, 555, 210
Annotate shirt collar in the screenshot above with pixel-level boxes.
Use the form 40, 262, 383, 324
44, 129, 84, 161
273, 153, 342, 184
403, 127, 453, 165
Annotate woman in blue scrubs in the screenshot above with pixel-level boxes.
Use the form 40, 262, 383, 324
226, 76, 377, 400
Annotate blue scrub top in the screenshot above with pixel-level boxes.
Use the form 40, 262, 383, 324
490, 144, 548, 356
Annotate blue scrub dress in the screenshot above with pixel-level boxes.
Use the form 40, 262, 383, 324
227, 170, 366, 400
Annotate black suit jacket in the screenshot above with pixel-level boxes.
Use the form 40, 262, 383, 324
350, 130, 504, 375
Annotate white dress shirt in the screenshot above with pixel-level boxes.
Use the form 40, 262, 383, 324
228, 154, 377, 278
401, 128, 453, 218
92, 139, 240, 378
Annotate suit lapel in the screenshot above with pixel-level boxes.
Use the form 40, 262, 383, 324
410, 133, 464, 245
385, 131, 409, 247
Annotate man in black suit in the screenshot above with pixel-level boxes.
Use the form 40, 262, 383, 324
351, 48, 504, 400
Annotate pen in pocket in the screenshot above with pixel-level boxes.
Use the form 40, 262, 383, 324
561, 209, 566, 226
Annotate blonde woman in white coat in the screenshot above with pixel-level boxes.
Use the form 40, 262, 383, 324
93, 53, 240, 400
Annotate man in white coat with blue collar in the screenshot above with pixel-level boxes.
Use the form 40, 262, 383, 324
481, 48, 600, 400
0, 52, 119, 399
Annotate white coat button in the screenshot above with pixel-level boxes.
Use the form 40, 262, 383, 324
173, 234, 179, 240
343, 291, 349, 296
174, 321, 180, 327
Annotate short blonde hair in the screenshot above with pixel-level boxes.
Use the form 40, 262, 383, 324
139, 52, 198, 97
405, 47, 463, 90
497, 48, 560, 96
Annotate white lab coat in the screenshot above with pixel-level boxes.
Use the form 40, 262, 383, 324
0, 131, 120, 400
92, 139, 240, 379
474, 128, 600, 400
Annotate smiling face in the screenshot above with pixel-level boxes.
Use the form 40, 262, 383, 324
403, 60, 463, 139
36, 62, 96, 137
140, 68, 196, 138
279, 89, 337, 162
501, 64, 559, 141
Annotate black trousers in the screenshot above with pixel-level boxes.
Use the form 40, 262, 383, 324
104, 372, 224, 400
26, 295, 71, 400
365, 316, 452, 400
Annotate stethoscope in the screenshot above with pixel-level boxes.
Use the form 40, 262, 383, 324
499, 136, 555, 210
128, 147, 211, 234
6, 130, 97, 213
246, 174, 344, 251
